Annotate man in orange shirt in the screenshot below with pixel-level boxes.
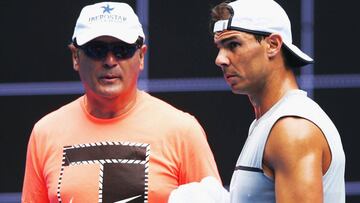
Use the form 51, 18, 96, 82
22, 2, 220, 203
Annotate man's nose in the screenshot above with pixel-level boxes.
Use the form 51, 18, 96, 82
103, 51, 118, 68
215, 49, 230, 70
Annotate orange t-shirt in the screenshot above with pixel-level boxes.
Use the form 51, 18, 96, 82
22, 91, 220, 203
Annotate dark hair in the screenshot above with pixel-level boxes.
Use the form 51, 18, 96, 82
210, 2, 232, 23
210, 2, 266, 43
210, 1, 300, 68
210, 2, 231, 36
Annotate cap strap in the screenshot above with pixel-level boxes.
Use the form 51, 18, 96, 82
213, 20, 229, 32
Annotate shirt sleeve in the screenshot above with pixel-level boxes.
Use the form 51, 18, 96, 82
178, 116, 221, 185
22, 127, 49, 203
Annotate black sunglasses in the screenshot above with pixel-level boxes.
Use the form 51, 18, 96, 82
73, 38, 143, 60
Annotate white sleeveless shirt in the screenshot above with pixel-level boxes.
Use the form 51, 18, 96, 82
230, 90, 345, 203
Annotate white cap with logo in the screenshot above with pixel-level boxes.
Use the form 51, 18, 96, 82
213, 0, 313, 67
72, 2, 145, 46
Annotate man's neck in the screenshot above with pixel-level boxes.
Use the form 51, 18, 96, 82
250, 70, 298, 119
84, 89, 139, 119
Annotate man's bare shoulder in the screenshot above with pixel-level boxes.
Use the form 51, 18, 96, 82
264, 116, 327, 170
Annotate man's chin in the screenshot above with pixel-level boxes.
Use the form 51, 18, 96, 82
96, 87, 124, 99
230, 88, 246, 95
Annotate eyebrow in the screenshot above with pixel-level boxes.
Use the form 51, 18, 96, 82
215, 36, 239, 46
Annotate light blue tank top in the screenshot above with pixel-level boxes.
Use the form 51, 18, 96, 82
230, 90, 345, 203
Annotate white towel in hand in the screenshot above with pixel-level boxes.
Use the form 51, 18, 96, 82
168, 176, 230, 203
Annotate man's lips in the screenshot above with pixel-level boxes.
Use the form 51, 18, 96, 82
99, 74, 122, 83
225, 73, 238, 79
224, 73, 240, 85
102, 75, 118, 79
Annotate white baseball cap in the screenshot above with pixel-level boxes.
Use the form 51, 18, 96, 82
213, 0, 313, 67
72, 2, 145, 46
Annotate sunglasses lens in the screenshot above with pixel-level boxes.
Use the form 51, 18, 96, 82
83, 42, 108, 60
79, 41, 140, 60
113, 45, 137, 59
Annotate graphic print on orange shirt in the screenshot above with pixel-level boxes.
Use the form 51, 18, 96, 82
57, 141, 150, 203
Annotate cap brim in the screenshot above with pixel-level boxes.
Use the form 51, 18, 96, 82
283, 42, 313, 67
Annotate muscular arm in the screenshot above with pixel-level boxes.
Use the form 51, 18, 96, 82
263, 116, 331, 203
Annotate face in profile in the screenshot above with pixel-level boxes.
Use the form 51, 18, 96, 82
214, 30, 270, 95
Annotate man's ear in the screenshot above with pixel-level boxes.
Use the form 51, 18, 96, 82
138, 44, 147, 71
266, 34, 283, 58
68, 44, 80, 71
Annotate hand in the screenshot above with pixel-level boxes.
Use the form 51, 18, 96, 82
168, 176, 229, 203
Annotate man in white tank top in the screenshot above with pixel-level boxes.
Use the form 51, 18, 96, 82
169, 0, 345, 202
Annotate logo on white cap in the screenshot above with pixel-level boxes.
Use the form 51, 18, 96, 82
72, 2, 145, 46
101, 4, 114, 14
